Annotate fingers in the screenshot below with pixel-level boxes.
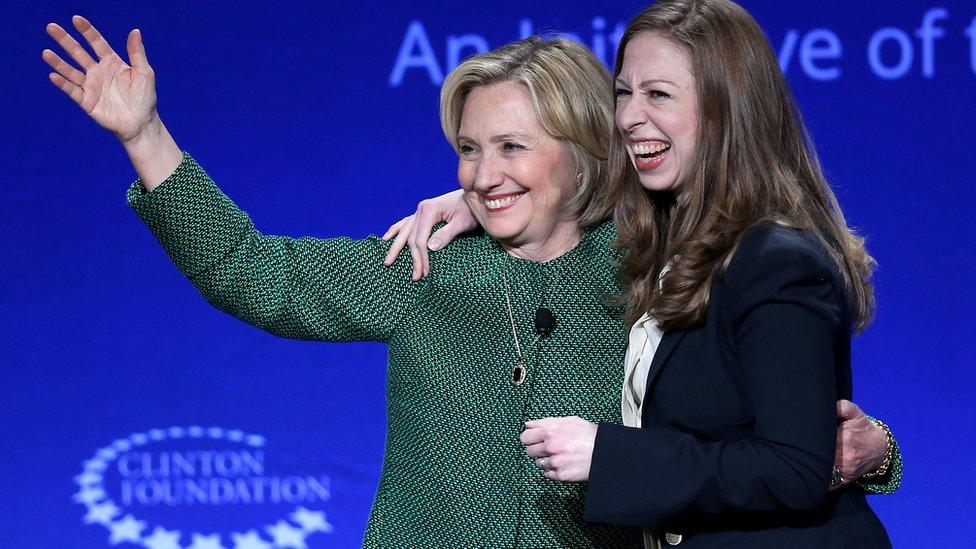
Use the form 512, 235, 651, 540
383, 217, 413, 267
382, 217, 408, 241
524, 417, 559, 429
428, 220, 463, 252
525, 442, 549, 458
407, 238, 426, 281
46, 22, 96, 71
126, 29, 151, 69
407, 238, 430, 281
42, 49, 85, 86
406, 199, 442, 279
832, 426, 867, 489
519, 427, 546, 446
836, 399, 862, 421
71, 15, 117, 60
385, 229, 410, 267
48, 72, 84, 106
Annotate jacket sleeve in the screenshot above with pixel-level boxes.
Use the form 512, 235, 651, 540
586, 232, 843, 526
127, 152, 420, 342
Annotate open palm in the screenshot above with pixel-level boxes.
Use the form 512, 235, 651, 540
43, 15, 156, 142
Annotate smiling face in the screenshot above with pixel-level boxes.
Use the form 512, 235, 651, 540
456, 80, 581, 260
615, 31, 699, 193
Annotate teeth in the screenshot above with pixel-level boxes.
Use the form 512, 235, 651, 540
632, 142, 670, 155
485, 194, 523, 209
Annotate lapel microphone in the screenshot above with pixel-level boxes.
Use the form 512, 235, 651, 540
534, 307, 556, 336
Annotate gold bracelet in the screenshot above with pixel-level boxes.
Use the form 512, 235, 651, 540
860, 418, 894, 480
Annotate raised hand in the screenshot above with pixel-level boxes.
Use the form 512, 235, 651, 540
43, 16, 156, 142
43, 16, 182, 189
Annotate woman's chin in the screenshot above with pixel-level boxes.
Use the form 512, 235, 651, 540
636, 172, 679, 193
484, 219, 529, 245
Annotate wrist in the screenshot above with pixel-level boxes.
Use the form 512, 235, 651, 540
860, 418, 894, 480
120, 114, 183, 191
119, 113, 165, 151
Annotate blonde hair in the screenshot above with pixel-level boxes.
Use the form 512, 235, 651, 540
440, 36, 616, 228
611, 0, 875, 331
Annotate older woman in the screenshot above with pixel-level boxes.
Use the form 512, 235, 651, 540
43, 17, 642, 547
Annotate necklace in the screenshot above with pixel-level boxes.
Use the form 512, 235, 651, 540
500, 256, 566, 387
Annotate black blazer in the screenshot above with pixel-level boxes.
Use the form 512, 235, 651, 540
585, 224, 891, 548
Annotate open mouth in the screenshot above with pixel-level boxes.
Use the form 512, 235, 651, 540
631, 140, 671, 171
484, 192, 526, 212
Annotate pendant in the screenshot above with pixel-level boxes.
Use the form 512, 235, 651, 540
511, 361, 527, 386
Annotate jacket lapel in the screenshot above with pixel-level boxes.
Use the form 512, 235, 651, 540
643, 330, 687, 397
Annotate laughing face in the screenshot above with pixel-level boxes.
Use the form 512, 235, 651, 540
456, 80, 580, 260
615, 31, 699, 193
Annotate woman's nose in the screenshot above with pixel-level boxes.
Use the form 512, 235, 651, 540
473, 156, 504, 191
616, 100, 647, 134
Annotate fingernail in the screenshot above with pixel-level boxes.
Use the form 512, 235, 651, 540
429, 239, 442, 250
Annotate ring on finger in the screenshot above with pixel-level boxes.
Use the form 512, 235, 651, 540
830, 465, 846, 486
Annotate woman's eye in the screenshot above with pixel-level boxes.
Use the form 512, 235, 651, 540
649, 90, 671, 99
614, 88, 631, 100
459, 144, 475, 155
503, 142, 524, 152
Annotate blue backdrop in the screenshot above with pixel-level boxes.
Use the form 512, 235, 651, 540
2, 0, 974, 547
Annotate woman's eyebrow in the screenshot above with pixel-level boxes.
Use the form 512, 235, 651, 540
615, 77, 679, 88
489, 132, 531, 143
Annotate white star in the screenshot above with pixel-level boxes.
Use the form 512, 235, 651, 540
226, 430, 245, 442
231, 530, 272, 549
112, 439, 132, 451
168, 427, 186, 438
290, 507, 332, 533
207, 427, 225, 439
83, 501, 119, 524
265, 520, 307, 549
143, 526, 182, 549
245, 435, 266, 447
75, 470, 102, 486
187, 426, 205, 438
84, 457, 108, 471
149, 429, 167, 440
73, 486, 106, 505
187, 532, 225, 549
130, 433, 149, 445
107, 515, 145, 545
97, 447, 118, 460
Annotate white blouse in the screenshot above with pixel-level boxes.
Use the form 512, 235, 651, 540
620, 264, 671, 548
621, 312, 664, 428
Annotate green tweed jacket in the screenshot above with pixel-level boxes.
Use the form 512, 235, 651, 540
127, 153, 900, 548
128, 153, 644, 548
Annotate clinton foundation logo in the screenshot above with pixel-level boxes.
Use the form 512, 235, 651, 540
73, 426, 333, 548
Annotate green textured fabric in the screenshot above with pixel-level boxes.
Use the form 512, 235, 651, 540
127, 153, 643, 548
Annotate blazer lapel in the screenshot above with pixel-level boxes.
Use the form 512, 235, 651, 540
643, 330, 687, 397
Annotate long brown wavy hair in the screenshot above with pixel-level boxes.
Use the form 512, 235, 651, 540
610, 0, 875, 332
